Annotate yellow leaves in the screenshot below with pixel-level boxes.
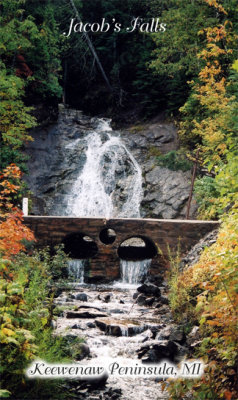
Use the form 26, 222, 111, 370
232, 60, 238, 72
1, 327, 15, 337
204, 0, 227, 15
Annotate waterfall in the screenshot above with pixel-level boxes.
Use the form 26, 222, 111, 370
120, 259, 151, 285
66, 119, 142, 218
68, 259, 85, 283
65, 117, 150, 284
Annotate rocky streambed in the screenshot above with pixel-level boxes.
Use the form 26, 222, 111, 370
53, 281, 198, 400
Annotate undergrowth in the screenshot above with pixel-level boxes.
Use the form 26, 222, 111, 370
166, 211, 238, 400
0, 247, 82, 400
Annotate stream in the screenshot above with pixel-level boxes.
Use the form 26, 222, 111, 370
54, 117, 173, 399
54, 283, 171, 400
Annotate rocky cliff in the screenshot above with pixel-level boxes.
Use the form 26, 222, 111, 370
25, 106, 197, 218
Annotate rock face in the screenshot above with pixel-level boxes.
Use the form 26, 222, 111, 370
180, 229, 218, 270
120, 119, 197, 219
141, 166, 195, 219
25, 106, 196, 218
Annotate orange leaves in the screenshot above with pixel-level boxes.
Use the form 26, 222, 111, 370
224, 390, 233, 400
0, 164, 22, 214
0, 164, 35, 259
0, 211, 35, 258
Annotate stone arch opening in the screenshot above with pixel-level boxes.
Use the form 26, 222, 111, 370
63, 232, 98, 259
99, 228, 116, 245
118, 236, 157, 261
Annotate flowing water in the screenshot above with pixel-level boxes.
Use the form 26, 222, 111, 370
68, 259, 85, 284
66, 119, 143, 219
65, 118, 150, 285
55, 286, 170, 400
55, 116, 169, 399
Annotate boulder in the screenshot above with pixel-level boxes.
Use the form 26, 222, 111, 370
65, 310, 108, 319
74, 293, 88, 302
137, 283, 161, 298
86, 322, 96, 329
136, 294, 147, 306
144, 297, 155, 307
138, 340, 178, 363
74, 343, 90, 361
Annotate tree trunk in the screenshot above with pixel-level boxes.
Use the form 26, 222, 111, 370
69, 0, 113, 92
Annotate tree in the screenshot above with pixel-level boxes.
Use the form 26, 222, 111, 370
0, 164, 35, 259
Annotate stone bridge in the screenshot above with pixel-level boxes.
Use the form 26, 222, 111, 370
24, 216, 219, 283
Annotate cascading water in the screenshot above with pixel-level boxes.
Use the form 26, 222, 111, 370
120, 259, 151, 286
68, 259, 85, 283
65, 118, 151, 284
65, 119, 142, 218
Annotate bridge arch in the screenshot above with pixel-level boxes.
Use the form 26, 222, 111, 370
118, 235, 157, 261
62, 232, 98, 259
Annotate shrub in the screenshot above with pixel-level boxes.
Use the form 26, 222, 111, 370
156, 150, 192, 172
0, 248, 77, 399
166, 211, 238, 399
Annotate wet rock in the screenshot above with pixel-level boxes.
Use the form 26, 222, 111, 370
75, 343, 90, 360
104, 294, 111, 303
156, 325, 174, 340
136, 294, 147, 306
144, 297, 155, 306
71, 323, 82, 330
145, 275, 164, 286
128, 325, 146, 336
74, 293, 88, 302
133, 292, 139, 300
87, 322, 96, 329
95, 319, 123, 336
138, 340, 178, 362
156, 324, 185, 343
95, 318, 145, 337
160, 295, 169, 305
64, 333, 78, 340
137, 283, 161, 298
66, 310, 108, 319
137, 329, 154, 343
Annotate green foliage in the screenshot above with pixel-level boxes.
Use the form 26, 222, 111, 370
156, 150, 192, 172
194, 176, 221, 219
0, 248, 79, 399
25, 0, 63, 99
0, 63, 36, 150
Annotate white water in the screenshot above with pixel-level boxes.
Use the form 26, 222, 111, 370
68, 259, 85, 283
120, 259, 151, 285
66, 119, 143, 218
66, 118, 151, 284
